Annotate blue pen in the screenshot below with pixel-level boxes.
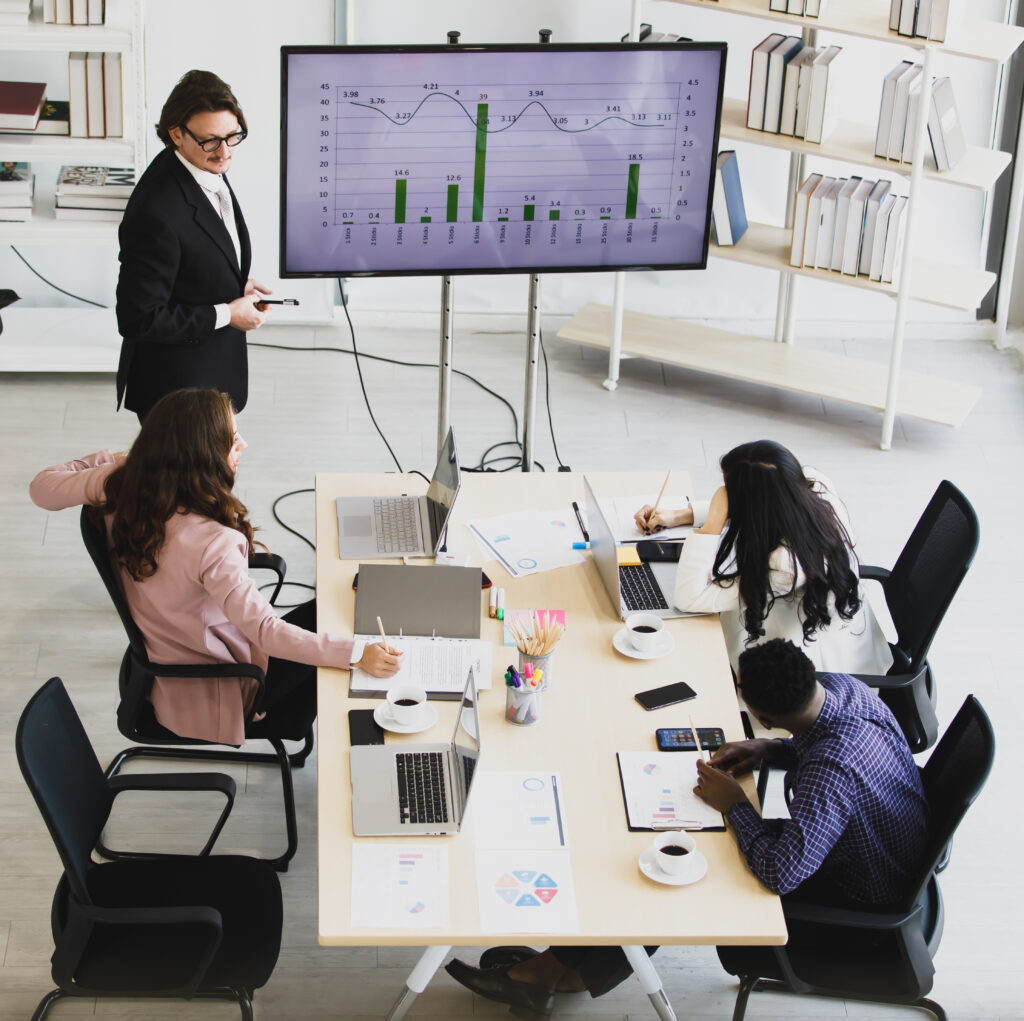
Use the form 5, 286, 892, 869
572, 541, 590, 550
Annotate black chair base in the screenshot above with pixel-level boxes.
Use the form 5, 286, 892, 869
730, 976, 948, 1021
98, 730, 314, 872
32, 985, 256, 1021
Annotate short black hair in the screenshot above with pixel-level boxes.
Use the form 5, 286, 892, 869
737, 638, 816, 716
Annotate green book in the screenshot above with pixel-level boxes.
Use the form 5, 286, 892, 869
4, 99, 70, 135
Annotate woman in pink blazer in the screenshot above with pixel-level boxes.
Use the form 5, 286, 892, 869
30, 388, 401, 745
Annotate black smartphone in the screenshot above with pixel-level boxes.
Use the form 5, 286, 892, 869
634, 680, 698, 711
348, 708, 385, 746
636, 540, 683, 563
656, 727, 725, 752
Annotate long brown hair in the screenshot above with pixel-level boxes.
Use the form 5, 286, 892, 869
102, 389, 257, 580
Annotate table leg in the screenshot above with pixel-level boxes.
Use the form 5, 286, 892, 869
385, 944, 452, 1021
620, 945, 678, 1021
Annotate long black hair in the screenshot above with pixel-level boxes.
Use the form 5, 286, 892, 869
711, 440, 862, 646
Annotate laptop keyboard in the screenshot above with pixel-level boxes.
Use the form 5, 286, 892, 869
619, 563, 669, 612
373, 497, 421, 554
396, 751, 450, 825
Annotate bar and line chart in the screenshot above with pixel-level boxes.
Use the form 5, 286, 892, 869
282, 46, 725, 275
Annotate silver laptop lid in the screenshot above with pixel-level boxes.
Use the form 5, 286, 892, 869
424, 427, 461, 553
450, 668, 480, 826
583, 475, 625, 617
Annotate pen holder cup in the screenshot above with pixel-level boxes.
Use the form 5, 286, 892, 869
518, 650, 553, 692
505, 686, 541, 726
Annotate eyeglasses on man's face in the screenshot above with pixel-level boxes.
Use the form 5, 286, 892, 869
181, 124, 248, 153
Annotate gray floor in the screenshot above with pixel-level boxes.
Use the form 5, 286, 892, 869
2, 318, 1022, 1019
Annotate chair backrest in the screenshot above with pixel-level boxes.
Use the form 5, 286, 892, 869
80, 506, 151, 665
905, 695, 994, 906
15, 677, 113, 904
884, 480, 979, 672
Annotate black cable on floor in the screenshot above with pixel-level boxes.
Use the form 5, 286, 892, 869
9, 246, 108, 308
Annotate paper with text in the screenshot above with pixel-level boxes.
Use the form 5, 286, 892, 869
475, 848, 579, 934
350, 844, 449, 928
472, 771, 569, 849
350, 635, 491, 693
467, 509, 583, 578
596, 494, 693, 542
617, 751, 725, 831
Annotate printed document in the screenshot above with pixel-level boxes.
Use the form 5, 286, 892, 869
596, 494, 693, 542
350, 635, 491, 693
473, 771, 569, 849
475, 848, 579, 934
351, 844, 449, 928
467, 508, 584, 577
617, 751, 725, 831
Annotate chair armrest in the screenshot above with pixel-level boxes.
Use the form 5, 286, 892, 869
858, 564, 890, 584
251, 551, 287, 606
133, 652, 269, 715
107, 773, 235, 856
782, 897, 921, 932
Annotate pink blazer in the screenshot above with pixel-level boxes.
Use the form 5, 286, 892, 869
30, 451, 357, 745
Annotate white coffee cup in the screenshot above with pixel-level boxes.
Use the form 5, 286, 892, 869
652, 830, 699, 877
385, 684, 428, 726
624, 612, 665, 653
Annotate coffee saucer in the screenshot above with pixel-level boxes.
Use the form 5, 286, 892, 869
612, 628, 675, 661
638, 846, 708, 886
373, 702, 438, 735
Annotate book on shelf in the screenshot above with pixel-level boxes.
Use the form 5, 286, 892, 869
0, 0, 30, 25
764, 37, 802, 134
85, 52, 104, 138
902, 76, 923, 163
794, 47, 817, 139
876, 61, 913, 158
785, 0, 802, 12
928, 76, 966, 171
56, 165, 136, 198
53, 206, 123, 221
860, 180, 893, 275
815, 177, 845, 270
868, 192, 898, 281
802, 174, 835, 267
842, 178, 875, 276
780, 48, 815, 136
747, 33, 787, 131
887, 63, 922, 161
0, 161, 32, 192
56, 193, 127, 210
803, 45, 842, 145
0, 192, 34, 207
2, 100, 71, 136
0, 207, 32, 221
879, 194, 908, 284
43, 0, 56, 21
0, 81, 47, 132
103, 52, 122, 137
898, 0, 918, 37
790, 172, 823, 267
926, 0, 961, 42
68, 53, 87, 137
711, 150, 747, 247
56, 0, 71, 23
831, 175, 862, 272
804, 0, 825, 15
88, 0, 105, 23
769, 0, 787, 11
889, 0, 902, 32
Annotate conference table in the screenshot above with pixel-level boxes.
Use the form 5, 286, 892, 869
315, 470, 786, 1020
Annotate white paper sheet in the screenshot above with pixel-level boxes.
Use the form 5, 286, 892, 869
472, 771, 569, 849
350, 636, 492, 693
475, 848, 579, 933
350, 843, 449, 928
616, 751, 725, 830
467, 509, 584, 578
596, 494, 694, 543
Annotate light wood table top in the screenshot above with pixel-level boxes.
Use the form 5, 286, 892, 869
315, 470, 786, 948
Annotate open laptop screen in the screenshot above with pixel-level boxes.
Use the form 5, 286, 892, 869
425, 427, 460, 549
583, 475, 624, 615
451, 669, 480, 826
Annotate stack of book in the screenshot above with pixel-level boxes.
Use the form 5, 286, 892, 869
711, 150, 748, 246
0, 0, 31, 26
0, 81, 47, 132
3, 99, 70, 136
890, 0, 957, 42
747, 34, 842, 143
43, 0, 105, 23
54, 165, 134, 221
768, 0, 827, 16
68, 52, 122, 138
876, 63, 966, 170
0, 162, 34, 222
791, 173, 906, 284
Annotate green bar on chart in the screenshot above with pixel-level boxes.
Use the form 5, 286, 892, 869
523, 204, 535, 221
548, 209, 560, 220
447, 184, 458, 222
473, 103, 488, 222
497, 216, 509, 221
625, 162, 640, 219
394, 179, 407, 224
420, 216, 432, 222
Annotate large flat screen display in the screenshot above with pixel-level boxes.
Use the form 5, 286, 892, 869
281, 43, 726, 278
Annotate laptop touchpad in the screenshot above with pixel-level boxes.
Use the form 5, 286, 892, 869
343, 516, 373, 536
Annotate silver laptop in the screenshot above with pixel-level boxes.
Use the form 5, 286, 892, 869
583, 475, 695, 621
336, 427, 461, 558
350, 669, 480, 836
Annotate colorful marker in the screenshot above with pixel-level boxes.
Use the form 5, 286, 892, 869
572, 541, 590, 550
489, 587, 498, 618
496, 587, 505, 621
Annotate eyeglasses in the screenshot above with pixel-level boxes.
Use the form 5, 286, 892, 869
181, 124, 247, 153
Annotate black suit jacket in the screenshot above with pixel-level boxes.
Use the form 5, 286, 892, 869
115, 147, 253, 417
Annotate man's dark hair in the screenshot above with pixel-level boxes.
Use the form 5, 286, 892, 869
156, 70, 247, 148
737, 638, 816, 716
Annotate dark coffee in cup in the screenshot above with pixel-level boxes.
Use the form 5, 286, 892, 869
395, 698, 418, 706
661, 845, 690, 856
632, 625, 658, 633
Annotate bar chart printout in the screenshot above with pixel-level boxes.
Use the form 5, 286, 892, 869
282, 45, 725, 276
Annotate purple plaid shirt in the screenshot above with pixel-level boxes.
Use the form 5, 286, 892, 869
727, 673, 928, 904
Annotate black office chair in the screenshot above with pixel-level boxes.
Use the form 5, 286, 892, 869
846, 480, 979, 753
719, 694, 994, 1021
81, 506, 313, 871
16, 677, 283, 1021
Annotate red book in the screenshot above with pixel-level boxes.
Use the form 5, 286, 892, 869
0, 81, 46, 130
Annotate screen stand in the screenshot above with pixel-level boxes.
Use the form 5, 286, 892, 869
522, 273, 541, 472
438, 275, 454, 456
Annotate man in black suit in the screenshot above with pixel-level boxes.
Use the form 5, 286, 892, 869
116, 70, 272, 420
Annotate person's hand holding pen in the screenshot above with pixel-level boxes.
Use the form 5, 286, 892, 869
693, 758, 747, 812
353, 615, 403, 678
633, 503, 695, 535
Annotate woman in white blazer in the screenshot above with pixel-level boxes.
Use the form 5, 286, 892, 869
635, 439, 892, 676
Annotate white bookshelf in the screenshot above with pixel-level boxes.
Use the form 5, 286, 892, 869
0, 0, 145, 370
562, 0, 1024, 447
